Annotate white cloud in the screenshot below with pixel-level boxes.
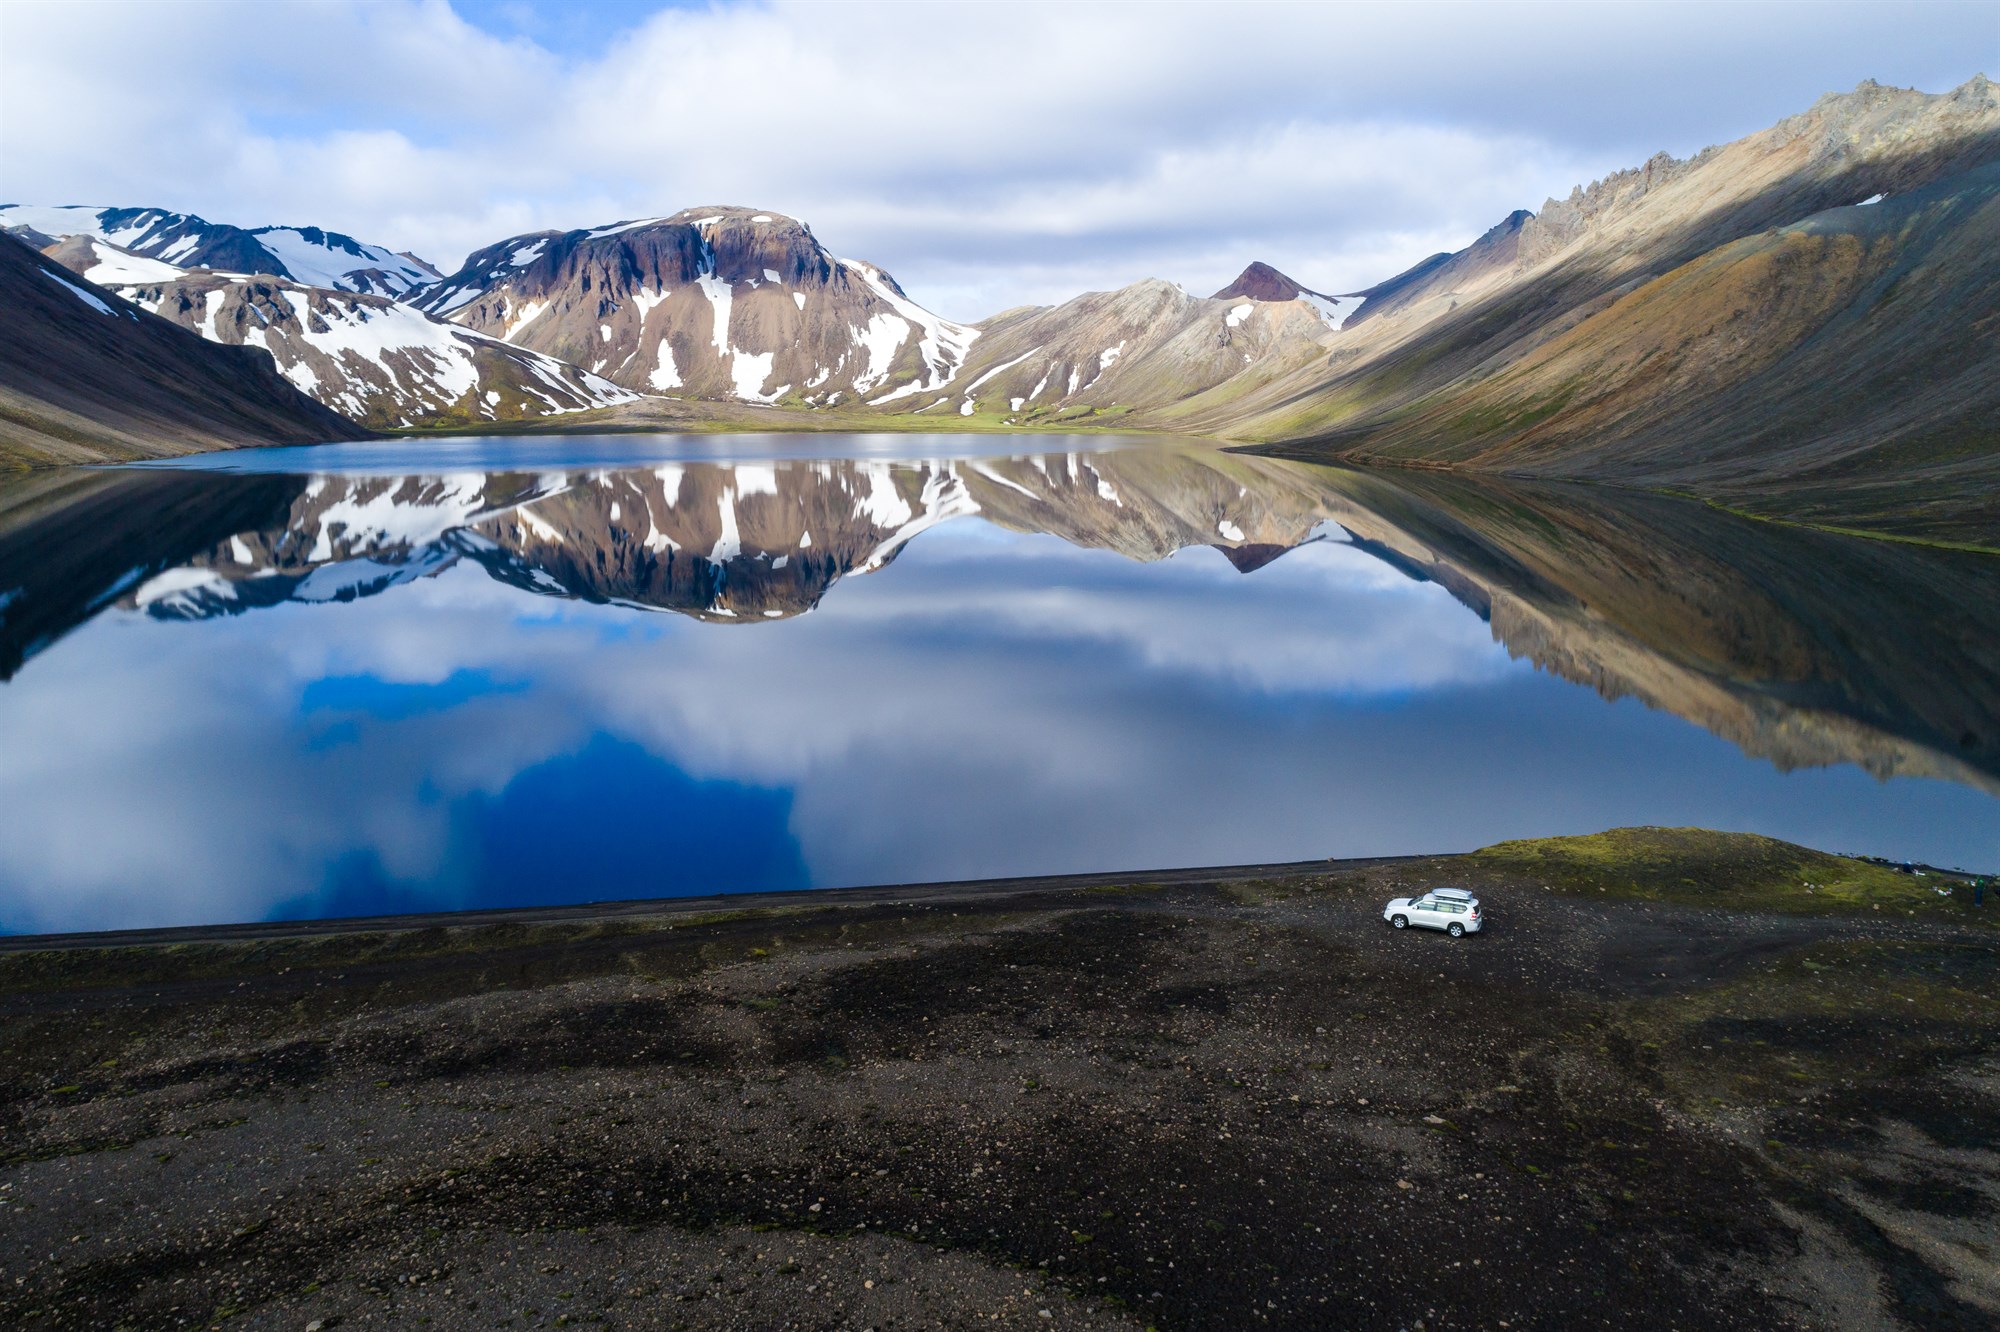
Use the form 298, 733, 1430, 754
0, 0, 1990, 315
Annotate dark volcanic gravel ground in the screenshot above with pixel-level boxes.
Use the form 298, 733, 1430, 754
0, 858, 1995, 1331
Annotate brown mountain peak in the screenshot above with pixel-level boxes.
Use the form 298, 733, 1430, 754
1212, 261, 1317, 302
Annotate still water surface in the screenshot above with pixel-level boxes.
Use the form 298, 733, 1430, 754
1, 433, 1994, 933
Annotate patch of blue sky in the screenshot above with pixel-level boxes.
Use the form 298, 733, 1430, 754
450, 0, 709, 60
300, 668, 522, 721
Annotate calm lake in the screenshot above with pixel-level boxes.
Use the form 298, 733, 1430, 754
2, 433, 1995, 934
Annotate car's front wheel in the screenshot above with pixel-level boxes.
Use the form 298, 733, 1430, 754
1447, 922, 1465, 938
1391, 914, 1408, 929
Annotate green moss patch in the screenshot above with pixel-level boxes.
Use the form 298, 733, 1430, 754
1467, 826, 1989, 923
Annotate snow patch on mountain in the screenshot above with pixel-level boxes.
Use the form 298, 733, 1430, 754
586, 217, 669, 239
852, 313, 912, 395
2, 205, 140, 243
696, 273, 733, 354
965, 347, 1039, 393
503, 298, 550, 339
278, 291, 479, 402
68, 238, 186, 285
633, 287, 670, 322
650, 340, 683, 390
845, 259, 978, 396
731, 350, 779, 402
247, 227, 436, 295
42, 267, 119, 317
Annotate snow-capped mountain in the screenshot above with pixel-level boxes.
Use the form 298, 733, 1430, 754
111, 267, 638, 428
40, 234, 188, 286
0, 204, 440, 297
412, 206, 978, 408
0, 231, 366, 468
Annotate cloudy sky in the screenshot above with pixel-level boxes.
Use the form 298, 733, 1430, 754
1, 0, 1992, 317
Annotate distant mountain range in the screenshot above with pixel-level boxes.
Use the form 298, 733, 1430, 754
2, 75, 1994, 542
0, 204, 439, 296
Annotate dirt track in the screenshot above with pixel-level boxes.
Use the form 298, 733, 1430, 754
1, 853, 1994, 1330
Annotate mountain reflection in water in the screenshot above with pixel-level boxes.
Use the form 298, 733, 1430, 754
0, 436, 1993, 932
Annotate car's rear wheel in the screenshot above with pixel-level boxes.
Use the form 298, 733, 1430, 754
1447, 922, 1465, 938
1391, 914, 1408, 929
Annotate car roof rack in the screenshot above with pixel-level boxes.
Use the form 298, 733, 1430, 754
1431, 887, 1476, 900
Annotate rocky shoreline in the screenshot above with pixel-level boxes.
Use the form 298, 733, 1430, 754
1, 830, 1994, 1330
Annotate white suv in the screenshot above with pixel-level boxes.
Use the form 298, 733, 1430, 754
1384, 887, 1483, 937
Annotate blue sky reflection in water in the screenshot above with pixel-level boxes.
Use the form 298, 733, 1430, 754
0, 438, 1994, 933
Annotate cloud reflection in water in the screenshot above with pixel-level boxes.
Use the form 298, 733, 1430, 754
0, 442, 1994, 933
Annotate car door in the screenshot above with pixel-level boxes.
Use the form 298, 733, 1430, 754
1410, 895, 1443, 930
